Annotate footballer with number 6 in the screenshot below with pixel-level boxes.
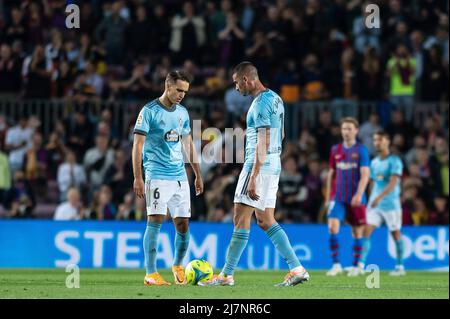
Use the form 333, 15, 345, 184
132, 71, 204, 286
203, 62, 309, 287
359, 131, 406, 276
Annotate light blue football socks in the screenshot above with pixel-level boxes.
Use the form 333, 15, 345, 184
143, 221, 162, 274
222, 228, 250, 276
360, 237, 372, 266
266, 223, 302, 270
394, 237, 404, 266
173, 230, 190, 266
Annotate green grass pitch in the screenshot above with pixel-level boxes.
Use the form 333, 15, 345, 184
0, 269, 447, 299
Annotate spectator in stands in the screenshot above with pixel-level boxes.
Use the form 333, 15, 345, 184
117, 192, 146, 221
104, 149, 132, 206
386, 110, 415, 149
169, 1, 206, 64
4, 114, 33, 173
301, 53, 327, 100
257, 5, 287, 63
86, 185, 117, 220
57, 149, 87, 202
328, 47, 359, 118
78, 2, 97, 35
148, 4, 171, 56
386, 43, 417, 122
303, 158, 323, 221
386, 21, 411, 54
22, 44, 52, 99
314, 110, 335, 161
410, 30, 425, 93
0, 145, 11, 206
359, 113, 382, 156
424, 26, 449, 64
44, 29, 63, 62
278, 156, 308, 222
53, 59, 75, 98
246, 28, 273, 64
224, 81, 252, 127
405, 135, 427, 165
352, 2, 381, 54
217, 11, 245, 67
3, 170, 35, 218
95, 1, 127, 65
429, 136, 449, 197
0, 43, 22, 95
45, 130, 67, 180
411, 198, 429, 225
428, 196, 449, 225
83, 134, 114, 194
421, 45, 448, 101
181, 59, 205, 96
72, 61, 104, 101
2, 7, 26, 45
54, 187, 84, 220
23, 131, 48, 195
127, 5, 152, 58
107, 60, 152, 101
97, 109, 120, 147
65, 110, 93, 161
357, 46, 382, 101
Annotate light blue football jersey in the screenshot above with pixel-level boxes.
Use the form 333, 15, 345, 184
369, 154, 403, 211
134, 99, 191, 181
243, 89, 284, 175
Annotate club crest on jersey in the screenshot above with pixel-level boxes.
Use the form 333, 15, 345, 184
351, 153, 359, 160
335, 154, 342, 160
165, 129, 180, 142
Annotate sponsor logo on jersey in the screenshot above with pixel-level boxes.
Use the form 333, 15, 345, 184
165, 129, 180, 142
336, 162, 358, 170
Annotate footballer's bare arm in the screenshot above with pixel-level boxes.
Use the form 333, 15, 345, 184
132, 133, 146, 198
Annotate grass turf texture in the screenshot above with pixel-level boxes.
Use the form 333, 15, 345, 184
0, 269, 447, 299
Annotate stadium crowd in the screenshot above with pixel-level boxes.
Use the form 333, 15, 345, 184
0, 0, 448, 224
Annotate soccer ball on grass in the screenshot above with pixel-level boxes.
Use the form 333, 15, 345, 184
185, 259, 214, 285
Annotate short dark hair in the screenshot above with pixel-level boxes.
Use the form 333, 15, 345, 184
233, 61, 258, 79
374, 130, 391, 140
340, 117, 359, 128
166, 70, 191, 84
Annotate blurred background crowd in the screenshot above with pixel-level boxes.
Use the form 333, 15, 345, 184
0, 0, 448, 225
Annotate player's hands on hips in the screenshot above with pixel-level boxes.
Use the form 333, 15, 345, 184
133, 178, 145, 198
351, 193, 362, 207
195, 177, 204, 196
247, 175, 260, 201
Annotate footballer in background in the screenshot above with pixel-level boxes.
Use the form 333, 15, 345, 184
325, 117, 370, 277
359, 130, 406, 276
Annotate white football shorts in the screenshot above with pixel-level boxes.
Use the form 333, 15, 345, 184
233, 170, 280, 211
145, 179, 191, 218
366, 207, 402, 231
